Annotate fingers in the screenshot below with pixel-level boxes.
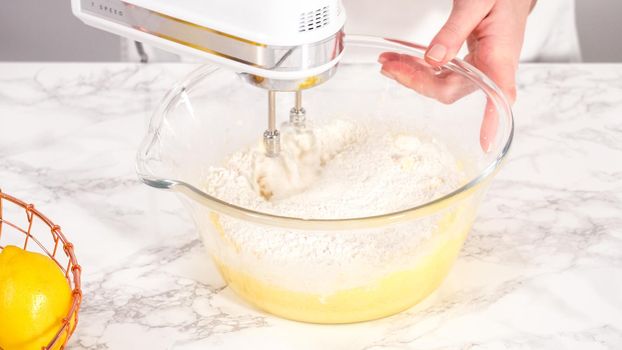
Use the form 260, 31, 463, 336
379, 52, 500, 153
468, 0, 531, 150
379, 53, 477, 104
480, 99, 499, 152
425, 0, 495, 65
475, 49, 518, 103
468, 0, 531, 103
472, 46, 515, 153
379, 0, 530, 153
378, 51, 400, 65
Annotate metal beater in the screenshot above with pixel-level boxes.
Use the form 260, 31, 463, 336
263, 91, 308, 157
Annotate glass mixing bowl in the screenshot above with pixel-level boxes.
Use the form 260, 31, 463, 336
136, 35, 513, 324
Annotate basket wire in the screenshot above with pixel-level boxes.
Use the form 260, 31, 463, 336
0, 190, 82, 350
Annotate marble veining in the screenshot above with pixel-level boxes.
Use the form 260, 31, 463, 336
1, 63, 621, 349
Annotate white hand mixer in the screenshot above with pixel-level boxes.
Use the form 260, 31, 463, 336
72, 0, 346, 157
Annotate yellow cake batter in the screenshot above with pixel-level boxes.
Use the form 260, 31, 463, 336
209, 204, 473, 323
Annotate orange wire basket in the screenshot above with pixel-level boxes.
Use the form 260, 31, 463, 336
0, 190, 82, 350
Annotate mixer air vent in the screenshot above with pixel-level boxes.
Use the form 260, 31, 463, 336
298, 6, 329, 32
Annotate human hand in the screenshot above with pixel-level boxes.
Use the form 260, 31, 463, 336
379, 0, 534, 151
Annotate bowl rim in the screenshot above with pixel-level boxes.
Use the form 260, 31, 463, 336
136, 35, 514, 230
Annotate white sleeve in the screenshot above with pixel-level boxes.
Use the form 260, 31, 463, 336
522, 0, 582, 62
343, 0, 581, 62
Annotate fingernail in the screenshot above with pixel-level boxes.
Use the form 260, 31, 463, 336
426, 44, 447, 63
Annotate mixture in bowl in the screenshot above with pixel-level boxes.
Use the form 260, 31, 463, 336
201, 118, 472, 323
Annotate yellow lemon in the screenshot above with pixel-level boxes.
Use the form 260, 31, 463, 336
0, 245, 72, 350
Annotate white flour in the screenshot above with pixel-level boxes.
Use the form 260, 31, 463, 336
201, 119, 465, 293
204, 119, 461, 218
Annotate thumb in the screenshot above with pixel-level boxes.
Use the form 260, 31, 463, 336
426, 0, 495, 65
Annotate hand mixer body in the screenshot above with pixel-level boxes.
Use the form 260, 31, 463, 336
71, 0, 346, 90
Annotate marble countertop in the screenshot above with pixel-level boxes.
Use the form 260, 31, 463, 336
1, 63, 621, 349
